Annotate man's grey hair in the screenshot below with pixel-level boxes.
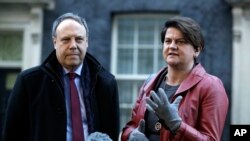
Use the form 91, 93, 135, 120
51, 12, 89, 37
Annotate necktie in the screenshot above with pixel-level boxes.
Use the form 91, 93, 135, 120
69, 72, 84, 141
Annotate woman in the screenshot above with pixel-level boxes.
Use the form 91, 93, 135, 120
121, 16, 228, 141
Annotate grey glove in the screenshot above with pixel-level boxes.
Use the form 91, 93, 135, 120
146, 88, 183, 133
128, 119, 148, 141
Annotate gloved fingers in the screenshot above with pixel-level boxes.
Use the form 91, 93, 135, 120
138, 119, 145, 133
173, 96, 183, 107
129, 119, 148, 141
150, 91, 162, 105
158, 88, 170, 105
146, 104, 154, 113
129, 129, 148, 141
146, 97, 158, 111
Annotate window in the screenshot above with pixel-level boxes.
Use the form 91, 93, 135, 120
0, 31, 23, 67
111, 14, 175, 130
0, 30, 23, 94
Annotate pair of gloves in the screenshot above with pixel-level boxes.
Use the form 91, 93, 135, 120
128, 88, 183, 141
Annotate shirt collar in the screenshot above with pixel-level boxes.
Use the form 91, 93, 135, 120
63, 63, 83, 76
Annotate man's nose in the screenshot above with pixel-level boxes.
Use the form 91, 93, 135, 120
69, 39, 77, 49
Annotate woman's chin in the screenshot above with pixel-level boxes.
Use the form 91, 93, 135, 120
167, 60, 179, 66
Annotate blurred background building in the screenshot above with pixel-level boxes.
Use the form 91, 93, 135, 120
0, 0, 250, 140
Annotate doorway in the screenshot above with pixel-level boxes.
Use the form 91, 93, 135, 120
0, 68, 20, 140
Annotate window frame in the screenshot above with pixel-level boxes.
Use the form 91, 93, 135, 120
111, 13, 176, 130
0, 29, 24, 68
111, 13, 175, 80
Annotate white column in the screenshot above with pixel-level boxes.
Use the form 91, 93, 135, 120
22, 7, 43, 70
232, 7, 250, 124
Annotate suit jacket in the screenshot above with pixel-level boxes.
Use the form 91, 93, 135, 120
2, 50, 120, 141
121, 63, 228, 141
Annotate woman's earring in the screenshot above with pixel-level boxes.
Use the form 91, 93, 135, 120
194, 54, 197, 59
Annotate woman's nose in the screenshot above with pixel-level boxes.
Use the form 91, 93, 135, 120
169, 41, 177, 49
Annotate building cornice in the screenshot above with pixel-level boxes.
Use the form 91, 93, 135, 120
0, 0, 55, 10
226, 0, 250, 7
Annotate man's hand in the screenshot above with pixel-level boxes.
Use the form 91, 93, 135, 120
128, 119, 148, 141
146, 88, 183, 133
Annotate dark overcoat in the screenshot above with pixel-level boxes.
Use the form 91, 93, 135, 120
2, 51, 120, 141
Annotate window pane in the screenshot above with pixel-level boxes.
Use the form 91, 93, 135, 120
158, 48, 166, 70
120, 108, 132, 131
5, 72, 18, 90
118, 80, 134, 104
117, 48, 133, 74
118, 80, 144, 104
118, 18, 135, 45
138, 19, 154, 44
138, 49, 153, 74
0, 31, 22, 61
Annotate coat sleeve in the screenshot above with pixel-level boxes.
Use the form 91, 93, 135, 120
173, 76, 229, 141
109, 78, 120, 141
2, 73, 29, 141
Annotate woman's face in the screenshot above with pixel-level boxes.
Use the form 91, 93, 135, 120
162, 27, 199, 70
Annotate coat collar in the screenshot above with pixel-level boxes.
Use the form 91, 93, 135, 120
143, 63, 206, 95
41, 50, 103, 90
42, 50, 102, 76
176, 63, 205, 94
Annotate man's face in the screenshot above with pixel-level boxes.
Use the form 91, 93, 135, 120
53, 19, 88, 71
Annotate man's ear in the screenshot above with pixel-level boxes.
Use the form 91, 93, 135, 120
86, 37, 89, 48
52, 36, 57, 49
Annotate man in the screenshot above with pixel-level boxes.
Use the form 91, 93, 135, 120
2, 13, 120, 141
